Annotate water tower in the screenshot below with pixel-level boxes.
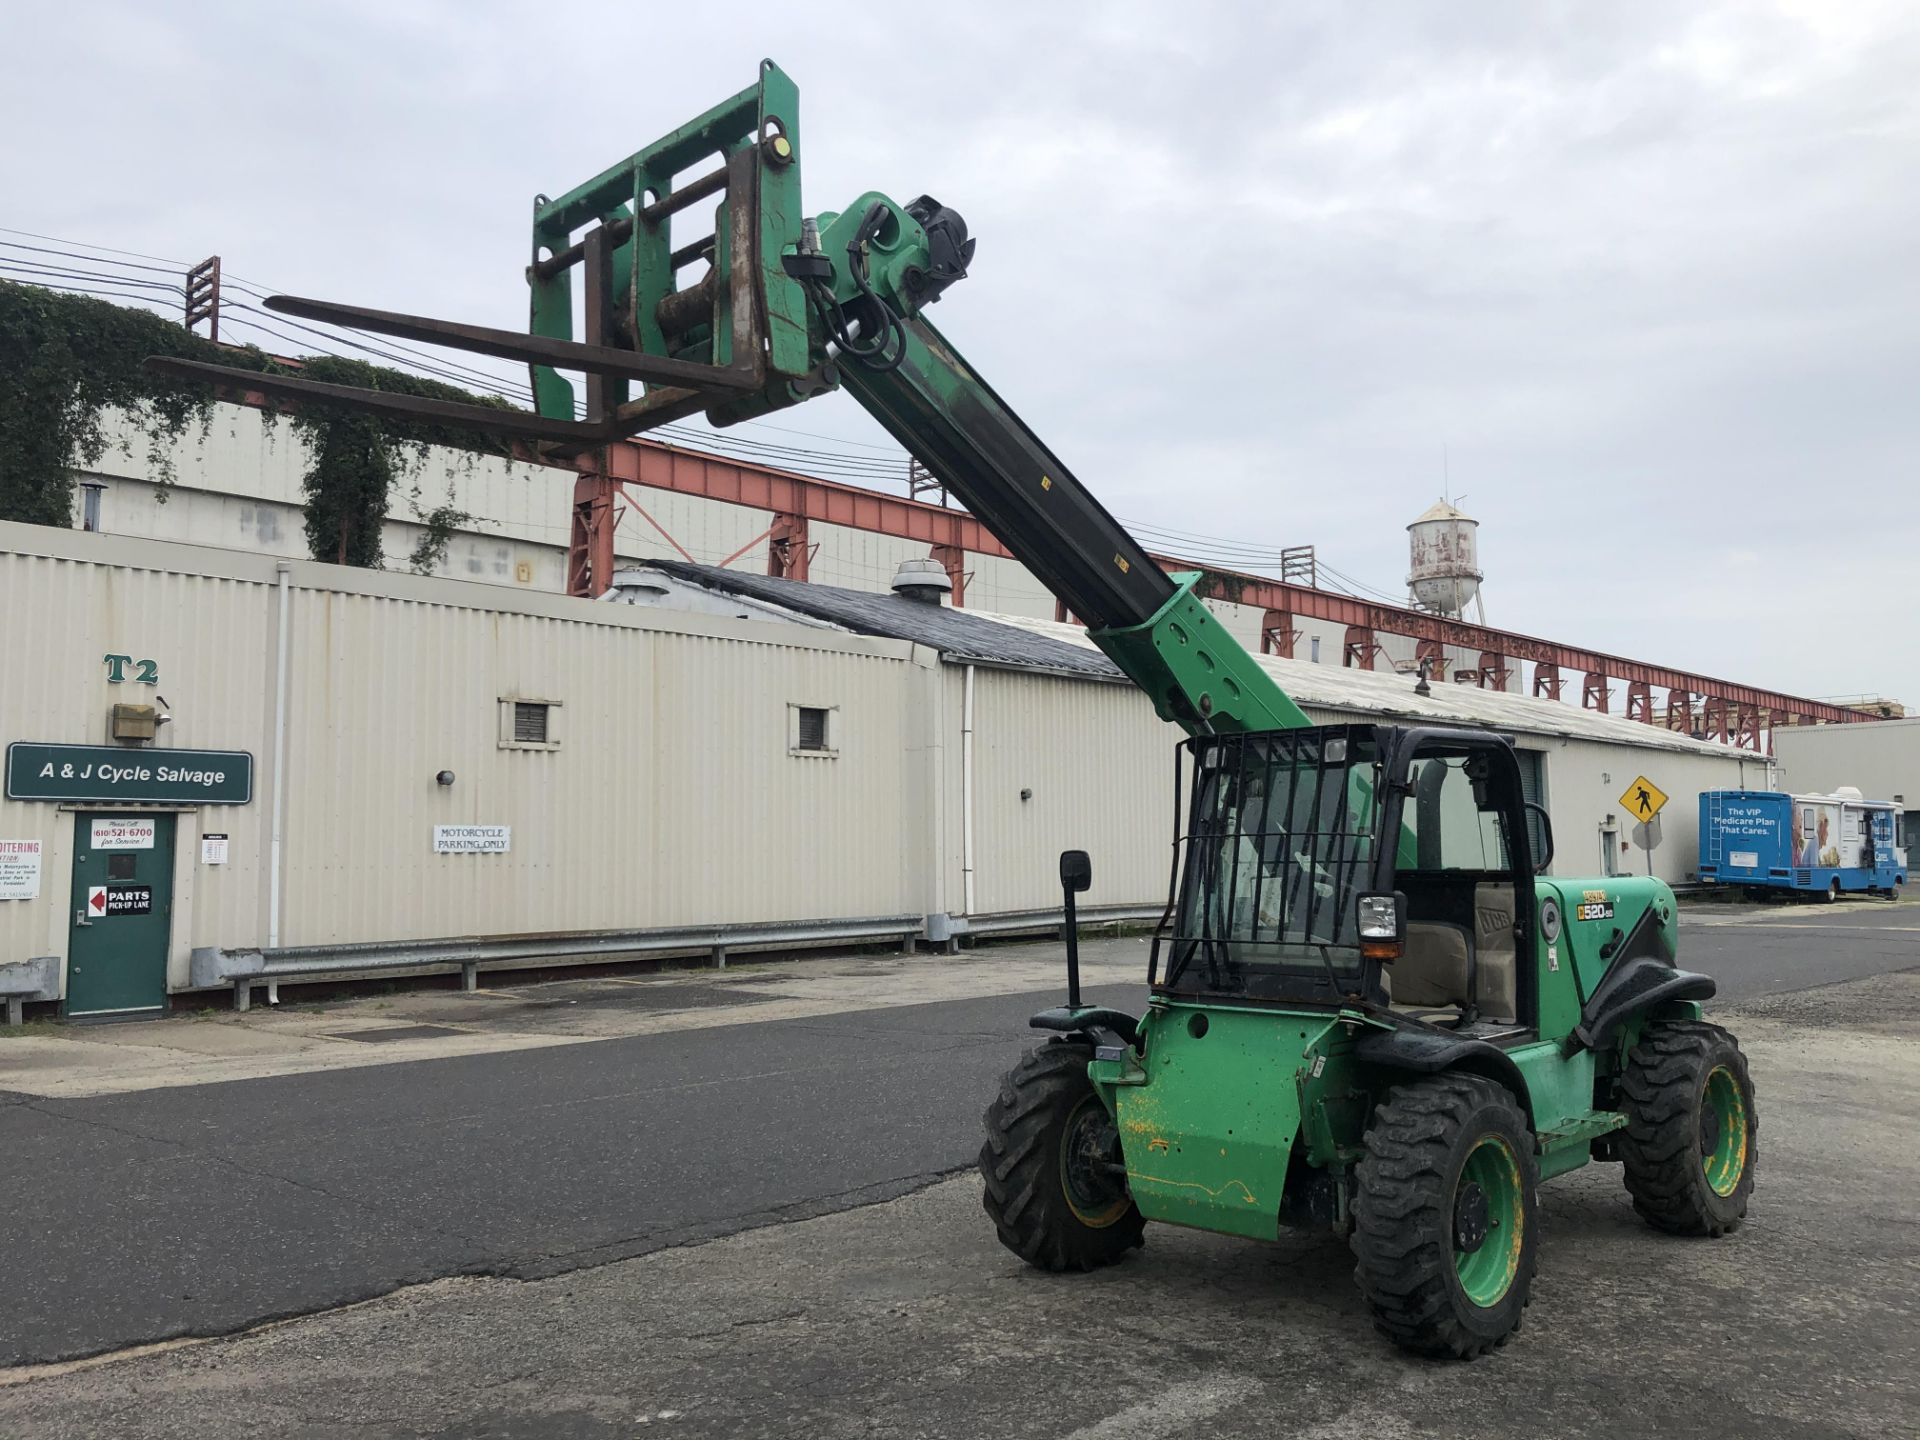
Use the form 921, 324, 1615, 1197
1406, 498, 1484, 622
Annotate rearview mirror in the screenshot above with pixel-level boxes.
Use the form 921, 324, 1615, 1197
1059, 849, 1092, 893
1524, 802, 1554, 873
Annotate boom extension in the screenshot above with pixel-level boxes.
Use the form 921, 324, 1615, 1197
142, 61, 1308, 737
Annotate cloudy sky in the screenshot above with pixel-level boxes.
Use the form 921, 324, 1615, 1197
6, 1, 1916, 702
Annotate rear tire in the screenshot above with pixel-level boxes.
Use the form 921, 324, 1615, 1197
1351, 1073, 1539, 1359
979, 1041, 1144, 1271
1617, 1020, 1756, 1237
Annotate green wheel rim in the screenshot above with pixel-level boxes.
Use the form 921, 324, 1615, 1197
1702, 1065, 1749, 1198
1453, 1135, 1524, 1308
1059, 1095, 1130, 1228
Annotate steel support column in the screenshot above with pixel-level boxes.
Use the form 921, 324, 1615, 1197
1583, 671, 1610, 713
768, 512, 810, 580
1344, 625, 1376, 670
930, 543, 967, 608
1478, 650, 1509, 691
1703, 694, 1730, 744
1625, 679, 1654, 725
1667, 688, 1694, 732
566, 470, 619, 598
1533, 662, 1562, 702
1260, 608, 1296, 658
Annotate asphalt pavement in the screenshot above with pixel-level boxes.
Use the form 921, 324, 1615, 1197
0, 901, 1913, 1377
3, 961, 1915, 1438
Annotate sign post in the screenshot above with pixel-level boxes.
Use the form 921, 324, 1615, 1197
1620, 775, 1669, 879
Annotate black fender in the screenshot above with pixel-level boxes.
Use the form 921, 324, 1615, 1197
1029, 1006, 1140, 1046
1573, 955, 1716, 1051
1351, 1024, 1533, 1125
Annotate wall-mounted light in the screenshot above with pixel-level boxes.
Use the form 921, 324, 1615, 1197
435, 770, 456, 787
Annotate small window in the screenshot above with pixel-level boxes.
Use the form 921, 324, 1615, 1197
789, 703, 837, 757
498, 697, 561, 750
514, 702, 548, 744
80, 483, 105, 533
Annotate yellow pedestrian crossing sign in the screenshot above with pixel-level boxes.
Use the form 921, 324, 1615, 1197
1620, 775, 1668, 822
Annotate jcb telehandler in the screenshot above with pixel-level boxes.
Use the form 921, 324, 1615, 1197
153, 61, 1757, 1358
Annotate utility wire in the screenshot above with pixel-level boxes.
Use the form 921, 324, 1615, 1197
7, 230, 1412, 598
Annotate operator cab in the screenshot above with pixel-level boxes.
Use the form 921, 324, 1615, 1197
1386, 741, 1544, 1035
1155, 724, 1543, 1039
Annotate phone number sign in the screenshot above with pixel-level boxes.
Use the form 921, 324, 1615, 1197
5, 743, 253, 805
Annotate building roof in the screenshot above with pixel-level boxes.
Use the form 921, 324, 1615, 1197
974, 611, 1751, 759
649, 560, 1750, 759
640, 561, 1120, 679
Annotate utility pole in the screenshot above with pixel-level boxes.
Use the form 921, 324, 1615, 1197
185, 256, 221, 342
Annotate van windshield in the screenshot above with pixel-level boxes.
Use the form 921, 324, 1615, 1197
1161, 727, 1384, 1002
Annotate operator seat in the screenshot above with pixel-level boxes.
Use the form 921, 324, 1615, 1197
1388, 921, 1475, 1013
1384, 882, 1520, 1025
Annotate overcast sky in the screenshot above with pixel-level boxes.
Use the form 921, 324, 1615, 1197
6, 1, 1916, 703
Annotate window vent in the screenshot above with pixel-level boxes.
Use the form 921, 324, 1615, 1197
796, 706, 829, 752
513, 702, 549, 745
498, 697, 561, 749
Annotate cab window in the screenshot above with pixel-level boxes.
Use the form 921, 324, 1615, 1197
1402, 755, 1512, 873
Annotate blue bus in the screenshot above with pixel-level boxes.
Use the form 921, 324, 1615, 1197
1698, 788, 1907, 901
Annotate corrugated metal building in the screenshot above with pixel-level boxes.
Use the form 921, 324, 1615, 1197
0, 522, 1769, 1018
1773, 718, 1920, 843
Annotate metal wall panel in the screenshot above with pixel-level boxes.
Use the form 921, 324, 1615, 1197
0, 531, 278, 988
961, 666, 1180, 916
0, 523, 937, 992
272, 581, 931, 946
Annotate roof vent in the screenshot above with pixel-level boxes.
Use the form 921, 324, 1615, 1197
602, 567, 675, 605
891, 557, 953, 606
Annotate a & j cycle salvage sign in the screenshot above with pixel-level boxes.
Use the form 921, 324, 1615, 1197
5, 743, 254, 805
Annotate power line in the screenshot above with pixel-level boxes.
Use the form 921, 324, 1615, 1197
6, 230, 1422, 601
0, 227, 192, 269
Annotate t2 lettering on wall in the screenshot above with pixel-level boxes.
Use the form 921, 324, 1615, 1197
103, 654, 160, 685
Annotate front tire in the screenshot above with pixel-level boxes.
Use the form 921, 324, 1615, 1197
1617, 1020, 1756, 1236
1351, 1073, 1539, 1359
979, 1041, 1144, 1271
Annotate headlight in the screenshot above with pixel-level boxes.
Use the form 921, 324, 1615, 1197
1356, 893, 1398, 940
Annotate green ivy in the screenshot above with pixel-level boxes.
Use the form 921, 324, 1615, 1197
0, 280, 513, 568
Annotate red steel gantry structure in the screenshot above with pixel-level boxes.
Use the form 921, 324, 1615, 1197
567, 439, 1864, 751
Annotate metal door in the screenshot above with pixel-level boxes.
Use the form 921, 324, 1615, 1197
66, 813, 174, 1019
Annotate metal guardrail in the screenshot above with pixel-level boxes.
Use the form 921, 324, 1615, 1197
0, 956, 58, 1026
930, 903, 1164, 943
169, 902, 1164, 1014
191, 914, 925, 1011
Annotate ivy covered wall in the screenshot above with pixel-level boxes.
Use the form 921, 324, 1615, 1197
0, 281, 508, 570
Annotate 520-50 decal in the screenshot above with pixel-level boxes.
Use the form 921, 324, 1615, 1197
1576, 889, 1615, 922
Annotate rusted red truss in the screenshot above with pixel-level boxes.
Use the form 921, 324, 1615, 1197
557, 439, 1864, 739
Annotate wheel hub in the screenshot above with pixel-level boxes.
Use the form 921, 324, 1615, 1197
1059, 1098, 1129, 1227
1453, 1181, 1490, 1253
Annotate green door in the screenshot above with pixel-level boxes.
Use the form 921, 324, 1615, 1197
66, 813, 175, 1019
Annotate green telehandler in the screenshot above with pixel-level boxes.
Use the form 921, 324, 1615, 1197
153, 61, 1758, 1358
